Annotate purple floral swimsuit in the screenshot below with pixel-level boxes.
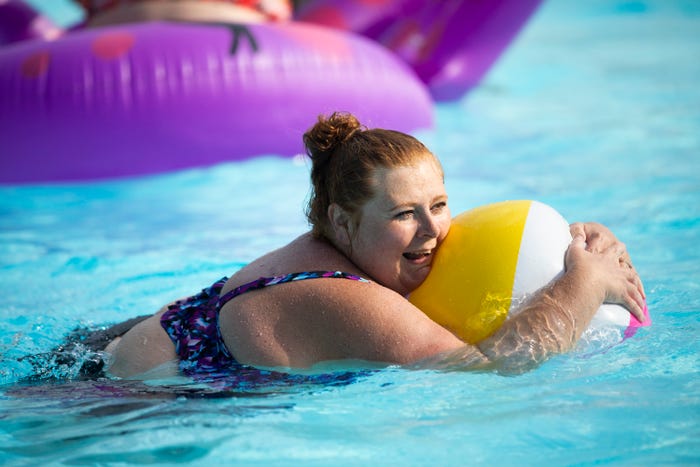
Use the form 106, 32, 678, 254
160, 271, 370, 374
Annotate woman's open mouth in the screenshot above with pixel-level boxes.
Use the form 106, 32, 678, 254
403, 250, 432, 261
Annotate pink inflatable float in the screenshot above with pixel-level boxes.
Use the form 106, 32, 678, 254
296, 0, 542, 101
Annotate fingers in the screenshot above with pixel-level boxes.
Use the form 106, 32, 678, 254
603, 275, 644, 322
575, 222, 617, 253
585, 223, 607, 252
637, 273, 646, 300
596, 243, 647, 321
565, 232, 585, 257
632, 267, 646, 301
564, 233, 586, 271
619, 250, 633, 266
609, 266, 646, 322
569, 222, 585, 240
571, 232, 586, 246
569, 222, 647, 319
600, 239, 627, 258
622, 280, 646, 323
619, 254, 646, 300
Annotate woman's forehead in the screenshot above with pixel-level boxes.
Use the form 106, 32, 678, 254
369, 159, 445, 204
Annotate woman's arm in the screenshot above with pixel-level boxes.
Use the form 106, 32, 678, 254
475, 232, 645, 373
387, 230, 645, 374
251, 228, 646, 373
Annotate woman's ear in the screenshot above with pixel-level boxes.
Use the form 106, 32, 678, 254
328, 203, 352, 247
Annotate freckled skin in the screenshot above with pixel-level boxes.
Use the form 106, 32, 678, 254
339, 158, 451, 296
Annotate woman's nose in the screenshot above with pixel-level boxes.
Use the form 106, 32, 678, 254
419, 213, 440, 238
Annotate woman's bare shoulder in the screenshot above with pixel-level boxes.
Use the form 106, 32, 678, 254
225, 233, 363, 289
221, 274, 464, 367
220, 233, 465, 367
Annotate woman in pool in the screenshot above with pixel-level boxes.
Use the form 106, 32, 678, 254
103, 112, 646, 377
75, 0, 292, 26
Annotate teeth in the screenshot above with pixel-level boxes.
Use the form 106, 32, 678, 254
403, 251, 430, 260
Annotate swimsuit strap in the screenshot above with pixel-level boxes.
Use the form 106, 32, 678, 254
218, 270, 370, 309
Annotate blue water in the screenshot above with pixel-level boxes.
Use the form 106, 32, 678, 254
2, 0, 699, 465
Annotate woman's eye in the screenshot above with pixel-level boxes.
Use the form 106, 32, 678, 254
431, 201, 447, 213
395, 210, 414, 220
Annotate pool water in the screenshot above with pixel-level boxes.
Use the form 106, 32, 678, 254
2, 0, 699, 465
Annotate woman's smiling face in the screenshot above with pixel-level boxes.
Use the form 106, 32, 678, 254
348, 156, 451, 296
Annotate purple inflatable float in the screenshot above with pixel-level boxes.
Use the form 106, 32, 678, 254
0, 20, 432, 182
0, 0, 540, 183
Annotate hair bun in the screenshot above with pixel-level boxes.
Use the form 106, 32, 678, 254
303, 112, 363, 160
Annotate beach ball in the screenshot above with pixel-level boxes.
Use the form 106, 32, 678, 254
409, 200, 649, 344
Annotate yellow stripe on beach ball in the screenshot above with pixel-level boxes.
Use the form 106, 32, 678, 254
410, 200, 532, 344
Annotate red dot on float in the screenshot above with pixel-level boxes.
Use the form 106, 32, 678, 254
92, 32, 135, 60
21, 51, 51, 78
300, 6, 347, 29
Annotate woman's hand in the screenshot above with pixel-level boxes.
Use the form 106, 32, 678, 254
569, 222, 646, 300
569, 222, 620, 252
565, 231, 646, 322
